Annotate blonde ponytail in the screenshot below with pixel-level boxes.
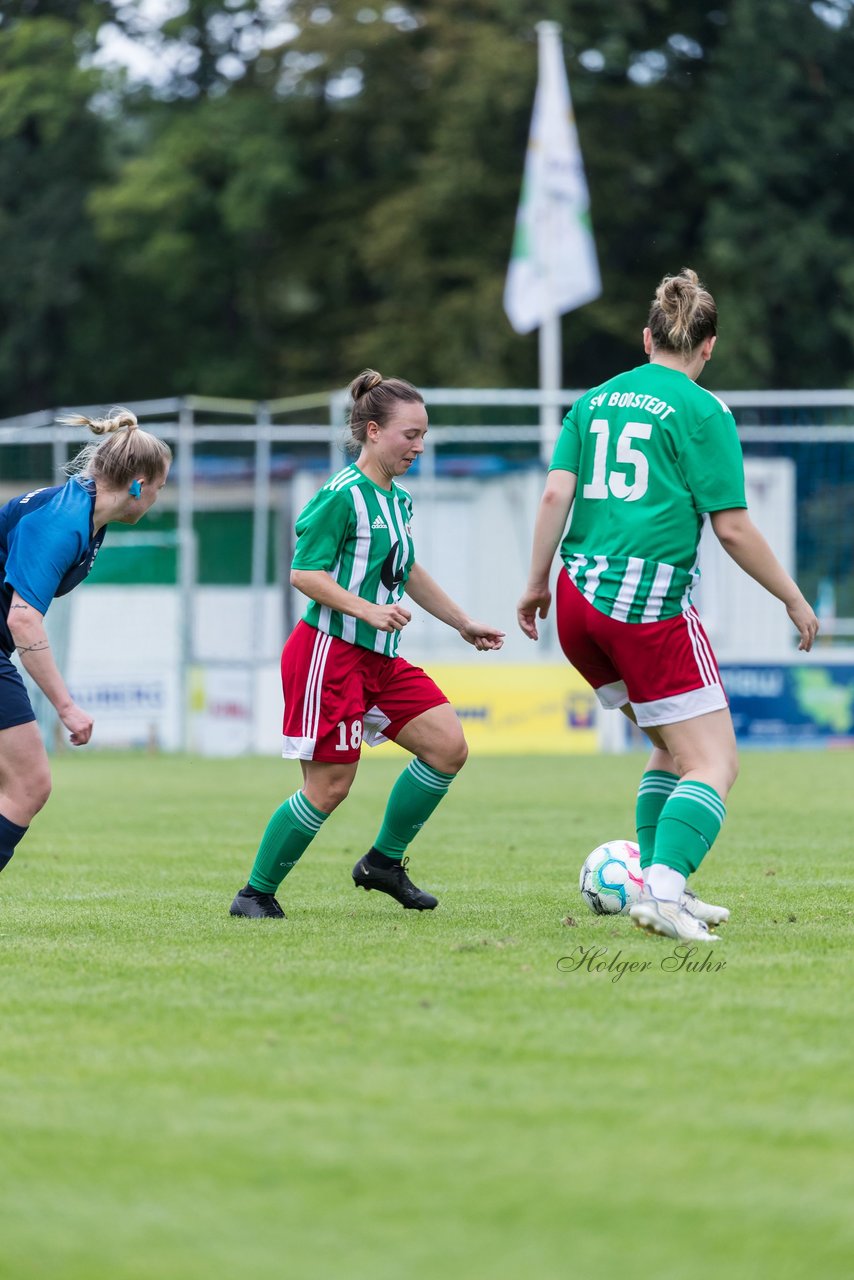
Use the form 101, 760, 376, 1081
59, 407, 139, 437
61, 406, 172, 485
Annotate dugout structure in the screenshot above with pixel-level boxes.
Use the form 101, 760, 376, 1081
1, 389, 852, 753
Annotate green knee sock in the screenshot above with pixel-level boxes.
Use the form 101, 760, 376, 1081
635, 770, 679, 870
248, 791, 327, 893
653, 781, 726, 878
373, 759, 456, 859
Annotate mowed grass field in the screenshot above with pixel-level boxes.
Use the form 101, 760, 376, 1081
1, 750, 852, 1280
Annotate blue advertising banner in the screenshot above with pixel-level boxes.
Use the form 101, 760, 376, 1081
720, 665, 854, 748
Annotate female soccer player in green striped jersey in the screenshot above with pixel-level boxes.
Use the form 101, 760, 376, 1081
518, 269, 818, 944
230, 370, 504, 919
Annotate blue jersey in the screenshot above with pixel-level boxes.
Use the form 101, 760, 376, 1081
0, 477, 106, 656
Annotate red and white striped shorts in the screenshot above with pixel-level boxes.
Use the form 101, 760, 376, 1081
280, 621, 449, 761
555, 568, 728, 727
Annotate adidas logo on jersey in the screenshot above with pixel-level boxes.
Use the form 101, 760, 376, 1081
371, 515, 388, 529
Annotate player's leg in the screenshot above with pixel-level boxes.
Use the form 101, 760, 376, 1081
353, 666, 459, 910
235, 760, 358, 910
647, 708, 736, 907
627, 716, 722, 926
629, 709, 736, 941
594, 605, 732, 941
374, 702, 467, 857
555, 572, 690, 925
618, 706, 680, 875
629, 601, 736, 908
0, 720, 52, 875
231, 624, 362, 919
556, 574, 685, 902
618, 709, 723, 925
619, 707, 720, 924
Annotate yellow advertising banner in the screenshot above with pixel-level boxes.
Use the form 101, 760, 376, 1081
379, 664, 598, 756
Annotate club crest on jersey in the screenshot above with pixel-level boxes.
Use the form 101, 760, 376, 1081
380, 546, 404, 591
371, 515, 388, 530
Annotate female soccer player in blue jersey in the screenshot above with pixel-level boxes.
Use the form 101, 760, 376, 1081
230, 370, 505, 919
518, 269, 818, 944
0, 408, 171, 881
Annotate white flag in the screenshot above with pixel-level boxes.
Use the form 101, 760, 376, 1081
504, 23, 601, 335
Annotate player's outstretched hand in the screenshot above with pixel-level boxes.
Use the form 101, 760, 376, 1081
363, 602, 412, 633
459, 620, 505, 651
61, 702, 94, 746
516, 587, 551, 641
787, 596, 819, 652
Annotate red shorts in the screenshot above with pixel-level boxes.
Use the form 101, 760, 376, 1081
281, 621, 449, 762
555, 568, 727, 727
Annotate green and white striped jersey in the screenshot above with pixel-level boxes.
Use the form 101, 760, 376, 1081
291, 464, 415, 657
550, 363, 746, 622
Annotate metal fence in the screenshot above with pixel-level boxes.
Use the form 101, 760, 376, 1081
2, 387, 852, 750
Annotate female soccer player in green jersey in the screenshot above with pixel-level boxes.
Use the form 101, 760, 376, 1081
517, 269, 818, 944
230, 370, 505, 919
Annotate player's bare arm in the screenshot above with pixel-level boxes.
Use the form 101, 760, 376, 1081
6, 592, 93, 743
518, 469, 577, 641
709, 509, 819, 651
290, 568, 412, 633
404, 563, 505, 650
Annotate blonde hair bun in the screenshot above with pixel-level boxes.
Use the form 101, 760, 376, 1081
648, 268, 717, 357
349, 370, 384, 401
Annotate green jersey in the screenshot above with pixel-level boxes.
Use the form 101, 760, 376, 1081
550, 363, 746, 621
291, 464, 415, 657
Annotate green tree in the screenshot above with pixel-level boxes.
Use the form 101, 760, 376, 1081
223, 0, 549, 391
2, 0, 853, 412
88, 86, 305, 398
687, 0, 854, 388
270, 0, 732, 390
0, 10, 108, 414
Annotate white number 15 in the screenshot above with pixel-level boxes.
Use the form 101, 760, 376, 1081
582, 419, 652, 503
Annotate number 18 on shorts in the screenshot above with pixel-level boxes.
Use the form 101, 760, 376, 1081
280, 621, 448, 762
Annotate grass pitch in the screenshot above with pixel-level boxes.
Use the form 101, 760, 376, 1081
1, 750, 852, 1280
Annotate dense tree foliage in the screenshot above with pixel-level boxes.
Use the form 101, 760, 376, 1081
0, 0, 852, 414
0, 6, 107, 409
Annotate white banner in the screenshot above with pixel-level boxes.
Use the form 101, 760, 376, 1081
504, 22, 601, 335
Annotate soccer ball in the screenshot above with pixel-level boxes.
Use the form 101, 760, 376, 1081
579, 840, 644, 915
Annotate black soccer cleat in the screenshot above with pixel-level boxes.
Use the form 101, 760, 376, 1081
229, 886, 287, 919
352, 855, 438, 911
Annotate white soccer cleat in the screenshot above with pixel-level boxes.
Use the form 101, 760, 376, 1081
681, 888, 730, 928
629, 891, 720, 943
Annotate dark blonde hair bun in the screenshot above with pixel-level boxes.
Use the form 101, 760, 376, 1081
349, 369, 384, 401
345, 370, 424, 453
647, 268, 717, 357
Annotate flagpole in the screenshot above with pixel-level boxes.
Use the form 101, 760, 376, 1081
536, 22, 562, 465
503, 18, 601, 457
538, 308, 561, 464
